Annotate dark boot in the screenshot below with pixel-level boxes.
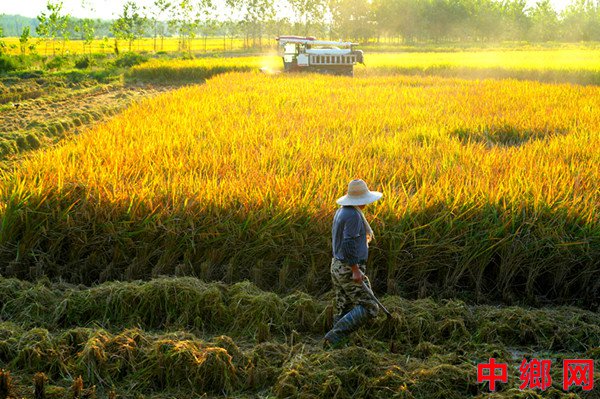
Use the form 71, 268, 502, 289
332, 306, 352, 326
323, 305, 370, 347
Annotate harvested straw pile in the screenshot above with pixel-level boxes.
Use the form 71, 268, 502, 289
274, 347, 382, 398
136, 339, 239, 394
0, 277, 598, 398
2, 277, 600, 353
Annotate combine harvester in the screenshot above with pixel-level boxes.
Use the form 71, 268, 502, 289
275, 36, 364, 76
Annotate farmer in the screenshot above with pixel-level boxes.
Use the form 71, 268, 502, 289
324, 179, 382, 348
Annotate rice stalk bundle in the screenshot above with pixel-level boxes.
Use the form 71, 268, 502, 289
135, 277, 229, 330
75, 329, 147, 384
282, 291, 324, 333
273, 347, 381, 399
407, 363, 478, 399
368, 366, 412, 399
136, 339, 239, 394
0, 323, 23, 363
228, 281, 285, 336
472, 305, 600, 351
58, 328, 95, 358
246, 342, 290, 390
211, 335, 247, 366
12, 328, 67, 378
1, 282, 59, 328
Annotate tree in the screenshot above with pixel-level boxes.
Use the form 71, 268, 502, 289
169, 0, 212, 54
150, 0, 172, 52
500, 0, 530, 41
561, 0, 600, 41
289, 0, 326, 35
371, 0, 423, 42
36, 1, 70, 55
111, 1, 147, 52
226, 0, 275, 48
468, 0, 503, 41
330, 0, 375, 41
0, 24, 5, 55
19, 26, 31, 55
420, 0, 470, 42
75, 19, 96, 54
529, 0, 559, 41
200, 19, 219, 52
221, 19, 241, 51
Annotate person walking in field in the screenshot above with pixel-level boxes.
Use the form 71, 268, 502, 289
324, 179, 382, 349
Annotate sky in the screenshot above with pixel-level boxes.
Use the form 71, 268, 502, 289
0, 0, 573, 20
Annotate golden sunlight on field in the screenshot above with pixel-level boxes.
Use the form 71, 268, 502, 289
1, 71, 598, 301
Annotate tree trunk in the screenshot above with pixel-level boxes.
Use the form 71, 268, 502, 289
153, 22, 158, 52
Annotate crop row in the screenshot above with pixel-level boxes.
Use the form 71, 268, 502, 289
1, 277, 599, 352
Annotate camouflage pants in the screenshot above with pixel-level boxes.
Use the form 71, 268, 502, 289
331, 258, 379, 322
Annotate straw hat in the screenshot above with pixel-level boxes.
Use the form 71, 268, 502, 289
336, 179, 383, 206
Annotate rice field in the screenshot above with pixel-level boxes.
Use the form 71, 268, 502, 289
127, 49, 600, 85
1, 49, 600, 398
1, 66, 599, 304
364, 50, 600, 72
359, 50, 600, 84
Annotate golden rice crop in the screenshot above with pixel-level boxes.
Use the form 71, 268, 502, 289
358, 50, 600, 84
129, 49, 600, 84
0, 70, 599, 303
127, 56, 280, 83
363, 50, 600, 72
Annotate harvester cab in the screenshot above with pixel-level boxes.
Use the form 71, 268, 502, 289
276, 36, 364, 76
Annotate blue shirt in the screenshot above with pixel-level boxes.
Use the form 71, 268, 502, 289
332, 206, 368, 265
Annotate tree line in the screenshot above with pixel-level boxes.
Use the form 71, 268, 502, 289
1, 0, 600, 55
